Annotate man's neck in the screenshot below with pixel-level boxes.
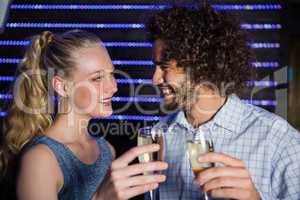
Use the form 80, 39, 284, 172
185, 94, 227, 128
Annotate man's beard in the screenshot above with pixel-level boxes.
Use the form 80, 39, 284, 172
159, 80, 198, 114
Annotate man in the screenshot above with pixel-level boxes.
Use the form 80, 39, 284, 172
147, 5, 300, 200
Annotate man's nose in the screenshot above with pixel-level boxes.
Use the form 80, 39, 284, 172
152, 67, 164, 85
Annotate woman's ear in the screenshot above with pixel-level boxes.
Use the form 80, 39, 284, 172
52, 75, 68, 97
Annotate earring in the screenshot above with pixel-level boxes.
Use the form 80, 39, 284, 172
58, 96, 70, 114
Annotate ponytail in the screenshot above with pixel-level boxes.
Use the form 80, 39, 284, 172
0, 31, 54, 177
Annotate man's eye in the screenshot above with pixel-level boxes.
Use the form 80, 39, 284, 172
154, 61, 169, 70
160, 64, 169, 70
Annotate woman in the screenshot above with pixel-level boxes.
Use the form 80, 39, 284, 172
1, 30, 167, 200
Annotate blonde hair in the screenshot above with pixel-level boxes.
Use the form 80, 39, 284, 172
0, 30, 101, 177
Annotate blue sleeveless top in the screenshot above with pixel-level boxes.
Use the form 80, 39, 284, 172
22, 135, 113, 200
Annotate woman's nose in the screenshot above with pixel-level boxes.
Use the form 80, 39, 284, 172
104, 76, 118, 95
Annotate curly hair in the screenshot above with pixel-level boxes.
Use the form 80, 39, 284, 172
147, 6, 255, 95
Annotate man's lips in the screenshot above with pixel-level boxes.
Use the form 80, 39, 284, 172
159, 84, 175, 97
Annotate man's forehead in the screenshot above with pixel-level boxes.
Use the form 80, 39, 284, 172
153, 39, 165, 51
153, 39, 164, 61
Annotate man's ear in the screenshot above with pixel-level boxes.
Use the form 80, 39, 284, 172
52, 75, 68, 97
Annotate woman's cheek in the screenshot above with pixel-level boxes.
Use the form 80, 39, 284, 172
73, 86, 93, 110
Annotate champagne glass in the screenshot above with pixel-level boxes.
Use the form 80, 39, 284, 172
137, 126, 164, 200
186, 134, 214, 200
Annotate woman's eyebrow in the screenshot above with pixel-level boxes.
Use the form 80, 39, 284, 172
88, 69, 105, 75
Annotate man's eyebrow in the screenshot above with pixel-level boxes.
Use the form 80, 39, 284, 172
153, 61, 170, 69
153, 61, 166, 65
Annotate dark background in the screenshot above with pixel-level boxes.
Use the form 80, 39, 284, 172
0, 0, 299, 199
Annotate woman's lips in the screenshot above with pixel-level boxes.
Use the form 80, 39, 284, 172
99, 97, 112, 106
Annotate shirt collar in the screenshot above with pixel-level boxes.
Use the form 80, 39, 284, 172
167, 94, 245, 134
213, 94, 245, 133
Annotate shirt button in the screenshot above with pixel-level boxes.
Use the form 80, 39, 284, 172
211, 125, 217, 132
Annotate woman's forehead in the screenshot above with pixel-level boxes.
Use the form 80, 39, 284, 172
74, 46, 113, 74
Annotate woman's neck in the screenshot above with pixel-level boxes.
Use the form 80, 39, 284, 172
45, 112, 92, 143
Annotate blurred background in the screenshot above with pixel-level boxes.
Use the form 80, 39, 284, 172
0, 0, 299, 198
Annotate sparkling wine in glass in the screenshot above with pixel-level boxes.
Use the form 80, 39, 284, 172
138, 126, 164, 165
137, 126, 164, 200
186, 136, 214, 200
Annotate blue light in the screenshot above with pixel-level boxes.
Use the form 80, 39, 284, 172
0, 41, 153, 47
0, 94, 13, 99
0, 94, 276, 106
112, 97, 276, 106
11, 4, 169, 10
0, 112, 161, 120
0, 41, 281, 49
248, 81, 278, 87
250, 43, 280, 49
211, 4, 281, 10
6, 23, 279, 30
0, 112, 7, 117
0, 58, 20, 63
0, 40, 30, 46
252, 62, 279, 68
112, 97, 276, 105
241, 100, 277, 106
97, 115, 161, 121
0, 76, 154, 84
0, 58, 154, 65
104, 42, 152, 47
6, 23, 145, 29
0, 76, 15, 81
0, 58, 280, 69
10, 4, 281, 11
116, 79, 153, 84
241, 24, 281, 30
0, 76, 278, 87
112, 97, 161, 102
112, 60, 153, 65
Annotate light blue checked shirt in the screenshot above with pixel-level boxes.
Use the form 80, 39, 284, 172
154, 94, 300, 200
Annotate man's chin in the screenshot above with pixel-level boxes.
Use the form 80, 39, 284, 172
161, 96, 179, 113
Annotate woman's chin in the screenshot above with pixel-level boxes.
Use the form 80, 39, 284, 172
93, 109, 113, 118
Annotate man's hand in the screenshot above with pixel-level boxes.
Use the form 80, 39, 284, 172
193, 152, 261, 200
95, 144, 168, 200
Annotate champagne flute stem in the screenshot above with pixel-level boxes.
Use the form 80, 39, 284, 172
149, 190, 154, 200
204, 192, 210, 200
149, 189, 158, 200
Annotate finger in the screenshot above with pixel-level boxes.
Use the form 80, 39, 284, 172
109, 162, 167, 180
198, 152, 245, 167
115, 174, 166, 188
194, 167, 249, 185
112, 144, 160, 169
209, 187, 252, 199
121, 183, 159, 199
202, 177, 252, 192
111, 162, 168, 179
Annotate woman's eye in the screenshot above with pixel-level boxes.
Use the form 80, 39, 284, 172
93, 76, 104, 81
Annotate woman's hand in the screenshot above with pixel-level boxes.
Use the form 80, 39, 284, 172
95, 144, 168, 200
